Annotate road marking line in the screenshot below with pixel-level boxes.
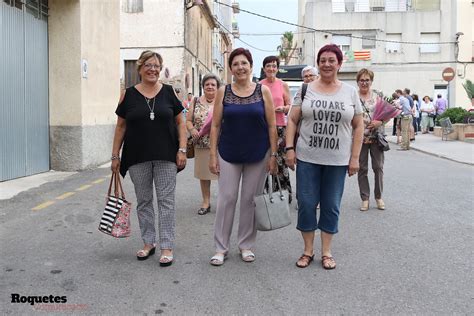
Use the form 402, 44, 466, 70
76, 184, 92, 191
56, 192, 75, 200
32, 201, 55, 211
92, 178, 106, 184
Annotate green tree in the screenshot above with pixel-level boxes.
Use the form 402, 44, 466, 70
277, 31, 297, 65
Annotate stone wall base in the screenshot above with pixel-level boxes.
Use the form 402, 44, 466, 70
50, 124, 115, 171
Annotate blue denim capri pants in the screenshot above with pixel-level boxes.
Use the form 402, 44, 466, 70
296, 160, 347, 234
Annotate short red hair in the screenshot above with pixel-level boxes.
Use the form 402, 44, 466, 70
228, 48, 253, 68
317, 44, 343, 65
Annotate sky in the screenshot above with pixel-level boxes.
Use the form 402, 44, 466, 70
234, 0, 299, 77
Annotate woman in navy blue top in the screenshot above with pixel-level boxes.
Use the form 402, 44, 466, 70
208, 48, 278, 266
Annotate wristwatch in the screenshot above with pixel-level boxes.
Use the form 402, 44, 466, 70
178, 148, 187, 154
285, 147, 295, 152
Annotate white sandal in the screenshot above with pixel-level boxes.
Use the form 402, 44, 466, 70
159, 255, 174, 267
210, 253, 227, 266
240, 250, 255, 262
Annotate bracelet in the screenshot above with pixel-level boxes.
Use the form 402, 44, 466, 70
111, 155, 120, 160
270, 152, 278, 157
285, 147, 295, 152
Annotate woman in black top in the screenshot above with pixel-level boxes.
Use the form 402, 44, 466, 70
111, 50, 186, 266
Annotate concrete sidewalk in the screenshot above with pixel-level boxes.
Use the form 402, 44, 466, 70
386, 132, 474, 166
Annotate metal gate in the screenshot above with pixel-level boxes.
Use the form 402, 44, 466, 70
0, 0, 49, 181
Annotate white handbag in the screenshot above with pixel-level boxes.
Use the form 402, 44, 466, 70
254, 175, 291, 231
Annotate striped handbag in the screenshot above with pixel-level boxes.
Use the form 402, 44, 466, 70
98, 172, 131, 238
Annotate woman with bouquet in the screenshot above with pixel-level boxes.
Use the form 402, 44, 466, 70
357, 69, 386, 211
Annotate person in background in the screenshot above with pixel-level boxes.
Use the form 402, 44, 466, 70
301, 66, 318, 83
183, 92, 193, 110
356, 68, 386, 212
182, 92, 193, 119
260, 56, 293, 203
403, 88, 415, 141
420, 95, 435, 133
208, 48, 278, 266
412, 94, 420, 135
396, 89, 412, 150
111, 50, 186, 266
285, 44, 364, 270
391, 93, 402, 144
186, 74, 220, 215
434, 94, 447, 125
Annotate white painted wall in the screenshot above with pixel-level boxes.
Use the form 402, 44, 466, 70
298, 0, 474, 108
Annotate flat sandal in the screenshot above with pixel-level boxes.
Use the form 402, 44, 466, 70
296, 254, 314, 268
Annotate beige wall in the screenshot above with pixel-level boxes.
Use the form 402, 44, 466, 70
49, 0, 82, 126
49, 0, 121, 171
49, 0, 120, 126
120, 0, 185, 48
80, 0, 120, 125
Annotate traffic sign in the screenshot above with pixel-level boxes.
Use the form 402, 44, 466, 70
442, 67, 455, 82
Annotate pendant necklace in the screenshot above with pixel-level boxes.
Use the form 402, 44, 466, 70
144, 96, 156, 120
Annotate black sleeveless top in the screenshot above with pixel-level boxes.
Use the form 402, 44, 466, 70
115, 84, 184, 177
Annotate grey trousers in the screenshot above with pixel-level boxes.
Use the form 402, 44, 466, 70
128, 160, 177, 249
400, 116, 412, 150
358, 143, 384, 201
214, 153, 269, 254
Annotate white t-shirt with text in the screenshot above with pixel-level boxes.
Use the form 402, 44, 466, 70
293, 82, 363, 166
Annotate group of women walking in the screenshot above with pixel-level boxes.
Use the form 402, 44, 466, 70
110, 44, 388, 269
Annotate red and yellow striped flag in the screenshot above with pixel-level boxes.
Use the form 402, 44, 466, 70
353, 50, 371, 60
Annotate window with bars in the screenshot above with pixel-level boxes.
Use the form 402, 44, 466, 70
332, 34, 352, 52
3, 0, 23, 10
25, 0, 49, 20
3, 0, 48, 19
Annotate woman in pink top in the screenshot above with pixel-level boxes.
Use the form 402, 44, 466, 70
260, 56, 293, 203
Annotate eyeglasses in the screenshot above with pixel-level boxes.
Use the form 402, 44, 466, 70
358, 79, 371, 84
303, 74, 315, 79
143, 63, 161, 70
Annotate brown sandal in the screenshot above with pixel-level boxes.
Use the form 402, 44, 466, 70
296, 254, 314, 268
321, 256, 336, 270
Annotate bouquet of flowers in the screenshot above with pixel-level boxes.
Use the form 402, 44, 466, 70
372, 97, 402, 122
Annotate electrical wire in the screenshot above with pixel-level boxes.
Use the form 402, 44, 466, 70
215, 19, 279, 52
215, 0, 456, 45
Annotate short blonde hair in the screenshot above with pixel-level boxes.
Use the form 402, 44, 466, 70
136, 50, 163, 72
356, 68, 374, 82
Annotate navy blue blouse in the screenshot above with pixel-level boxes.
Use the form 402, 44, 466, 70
218, 84, 269, 163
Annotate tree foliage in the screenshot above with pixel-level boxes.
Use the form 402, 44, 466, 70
277, 31, 297, 65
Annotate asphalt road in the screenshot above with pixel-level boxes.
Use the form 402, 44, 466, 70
1, 149, 473, 315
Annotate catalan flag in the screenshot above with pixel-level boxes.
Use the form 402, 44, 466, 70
353, 50, 371, 61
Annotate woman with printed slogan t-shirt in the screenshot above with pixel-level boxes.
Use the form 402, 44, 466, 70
285, 44, 364, 270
